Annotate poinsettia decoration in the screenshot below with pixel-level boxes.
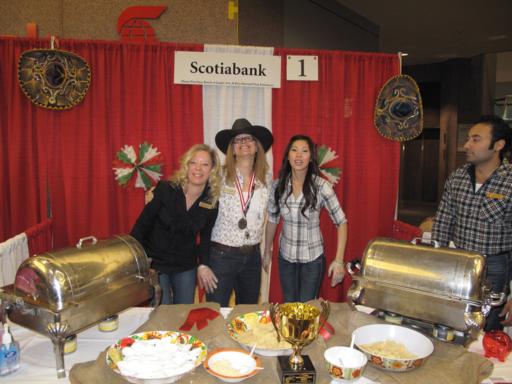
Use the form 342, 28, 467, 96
317, 145, 341, 186
112, 142, 163, 190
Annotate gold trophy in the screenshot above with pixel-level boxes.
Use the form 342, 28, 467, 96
270, 301, 330, 383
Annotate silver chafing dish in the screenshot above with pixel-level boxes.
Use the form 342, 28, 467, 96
0, 235, 156, 378
348, 237, 505, 345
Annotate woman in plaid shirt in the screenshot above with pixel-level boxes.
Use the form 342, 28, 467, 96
264, 135, 348, 302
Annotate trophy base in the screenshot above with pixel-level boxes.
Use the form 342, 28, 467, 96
277, 355, 316, 384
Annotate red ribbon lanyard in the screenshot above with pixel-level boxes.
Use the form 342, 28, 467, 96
234, 172, 255, 214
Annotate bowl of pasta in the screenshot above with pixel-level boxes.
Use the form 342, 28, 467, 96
226, 311, 293, 356
204, 348, 262, 382
352, 324, 434, 372
105, 331, 207, 384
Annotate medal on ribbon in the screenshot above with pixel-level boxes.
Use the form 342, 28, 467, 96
235, 173, 255, 232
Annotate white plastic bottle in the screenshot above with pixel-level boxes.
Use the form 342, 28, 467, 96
0, 323, 20, 375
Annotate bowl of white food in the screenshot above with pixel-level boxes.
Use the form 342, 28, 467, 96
204, 348, 262, 382
105, 331, 207, 384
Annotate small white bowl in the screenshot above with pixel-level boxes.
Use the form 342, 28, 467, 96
324, 346, 367, 382
353, 324, 434, 372
204, 348, 261, 382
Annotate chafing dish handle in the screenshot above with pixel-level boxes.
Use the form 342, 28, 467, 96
346, 260, 361, 276
411, 237, 440, 247
489, 291, 508, 307
76, 236, 98, 249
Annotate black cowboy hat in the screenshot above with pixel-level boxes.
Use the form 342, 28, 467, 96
215, 118, 273, 154
374, 74, 423, 141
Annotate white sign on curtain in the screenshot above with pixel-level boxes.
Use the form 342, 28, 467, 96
286, 55, 318, 81
174, 51, 281, 88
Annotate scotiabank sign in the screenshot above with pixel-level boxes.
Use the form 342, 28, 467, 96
174, 51, 281, 88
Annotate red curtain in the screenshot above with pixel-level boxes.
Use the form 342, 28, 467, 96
0, 37, 204, 247
25, 219, 53, 256
0, 38, 49, 241
1, 37, 400, 304
269, 48, 400, 303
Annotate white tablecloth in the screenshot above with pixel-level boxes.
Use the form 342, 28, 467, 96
2, 307, 151, 383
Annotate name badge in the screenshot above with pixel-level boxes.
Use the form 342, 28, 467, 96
486, 192, 505, 200
199, 201, 214, 209
223, 187, 236, 195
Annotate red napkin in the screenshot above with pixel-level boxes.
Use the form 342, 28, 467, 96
319, 320, 335, 341
179, 308, 220, 331
483, 330, 512, 362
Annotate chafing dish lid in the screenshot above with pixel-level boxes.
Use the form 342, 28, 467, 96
13, 235, 149, 311
356, 238, 486, 303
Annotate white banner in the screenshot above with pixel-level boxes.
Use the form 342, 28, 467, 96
174, 51, 281, 88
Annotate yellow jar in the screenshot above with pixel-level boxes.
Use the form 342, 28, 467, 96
98, 315, 119, 332
64, 335, 77, 354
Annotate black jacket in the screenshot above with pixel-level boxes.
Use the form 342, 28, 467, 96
130, 181, 218, 274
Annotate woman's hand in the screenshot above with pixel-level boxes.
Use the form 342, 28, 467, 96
328, 260, 345, 287
197, 265, 218, 293
262, 250, 272, 273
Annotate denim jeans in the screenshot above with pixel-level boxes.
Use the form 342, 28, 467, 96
158, 268, 196, 305
278, 254, 325, 303
206, 244, 262, 307
484, 252, 511, 331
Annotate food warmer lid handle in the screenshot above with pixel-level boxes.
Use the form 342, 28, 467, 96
346, 260, 361, 276
76, 236, 98, 249
410, 237, 440, 248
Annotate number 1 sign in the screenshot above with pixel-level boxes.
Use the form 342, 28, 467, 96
286, 56, 318, 81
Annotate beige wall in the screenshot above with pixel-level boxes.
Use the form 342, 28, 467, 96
0, 0, 238, 44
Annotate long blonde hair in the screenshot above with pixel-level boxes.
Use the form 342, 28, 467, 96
224, 139, 269, 186
169, 144, 221, 203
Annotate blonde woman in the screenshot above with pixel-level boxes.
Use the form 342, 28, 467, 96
131, 144, 221, 304
202, 118, 273, 306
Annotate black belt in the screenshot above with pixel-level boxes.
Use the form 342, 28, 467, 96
211, 242, 259, 254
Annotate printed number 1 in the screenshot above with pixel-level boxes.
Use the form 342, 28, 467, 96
299, 59, 306, 77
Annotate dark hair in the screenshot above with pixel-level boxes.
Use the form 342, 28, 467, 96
477, 115, 512, 160
273, 135, 320, 218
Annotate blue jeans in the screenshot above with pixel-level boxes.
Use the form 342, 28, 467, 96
206, 244, 262, 307
278, 254, 325, 303
484, 252, 511, 331
158, 268, 196, 305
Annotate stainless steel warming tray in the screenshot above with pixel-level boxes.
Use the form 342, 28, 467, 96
0, 234, 155, 378
347, 237, 501, 343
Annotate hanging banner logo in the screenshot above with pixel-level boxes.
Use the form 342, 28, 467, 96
174, 51, 281, 88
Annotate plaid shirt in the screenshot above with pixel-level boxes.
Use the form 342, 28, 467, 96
432, 160, 512, 255
268, 176, 347, 263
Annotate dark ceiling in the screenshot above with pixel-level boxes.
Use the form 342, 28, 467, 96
336, 0, 512, 66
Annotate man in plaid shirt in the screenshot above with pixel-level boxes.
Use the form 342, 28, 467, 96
432, 115, 512, 331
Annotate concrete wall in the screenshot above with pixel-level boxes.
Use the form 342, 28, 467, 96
0, 0, 238, 44
0, 0, 378, 52
282, 0, 378, 52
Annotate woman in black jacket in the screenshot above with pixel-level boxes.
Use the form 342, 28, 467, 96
131, 144, 221, 304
